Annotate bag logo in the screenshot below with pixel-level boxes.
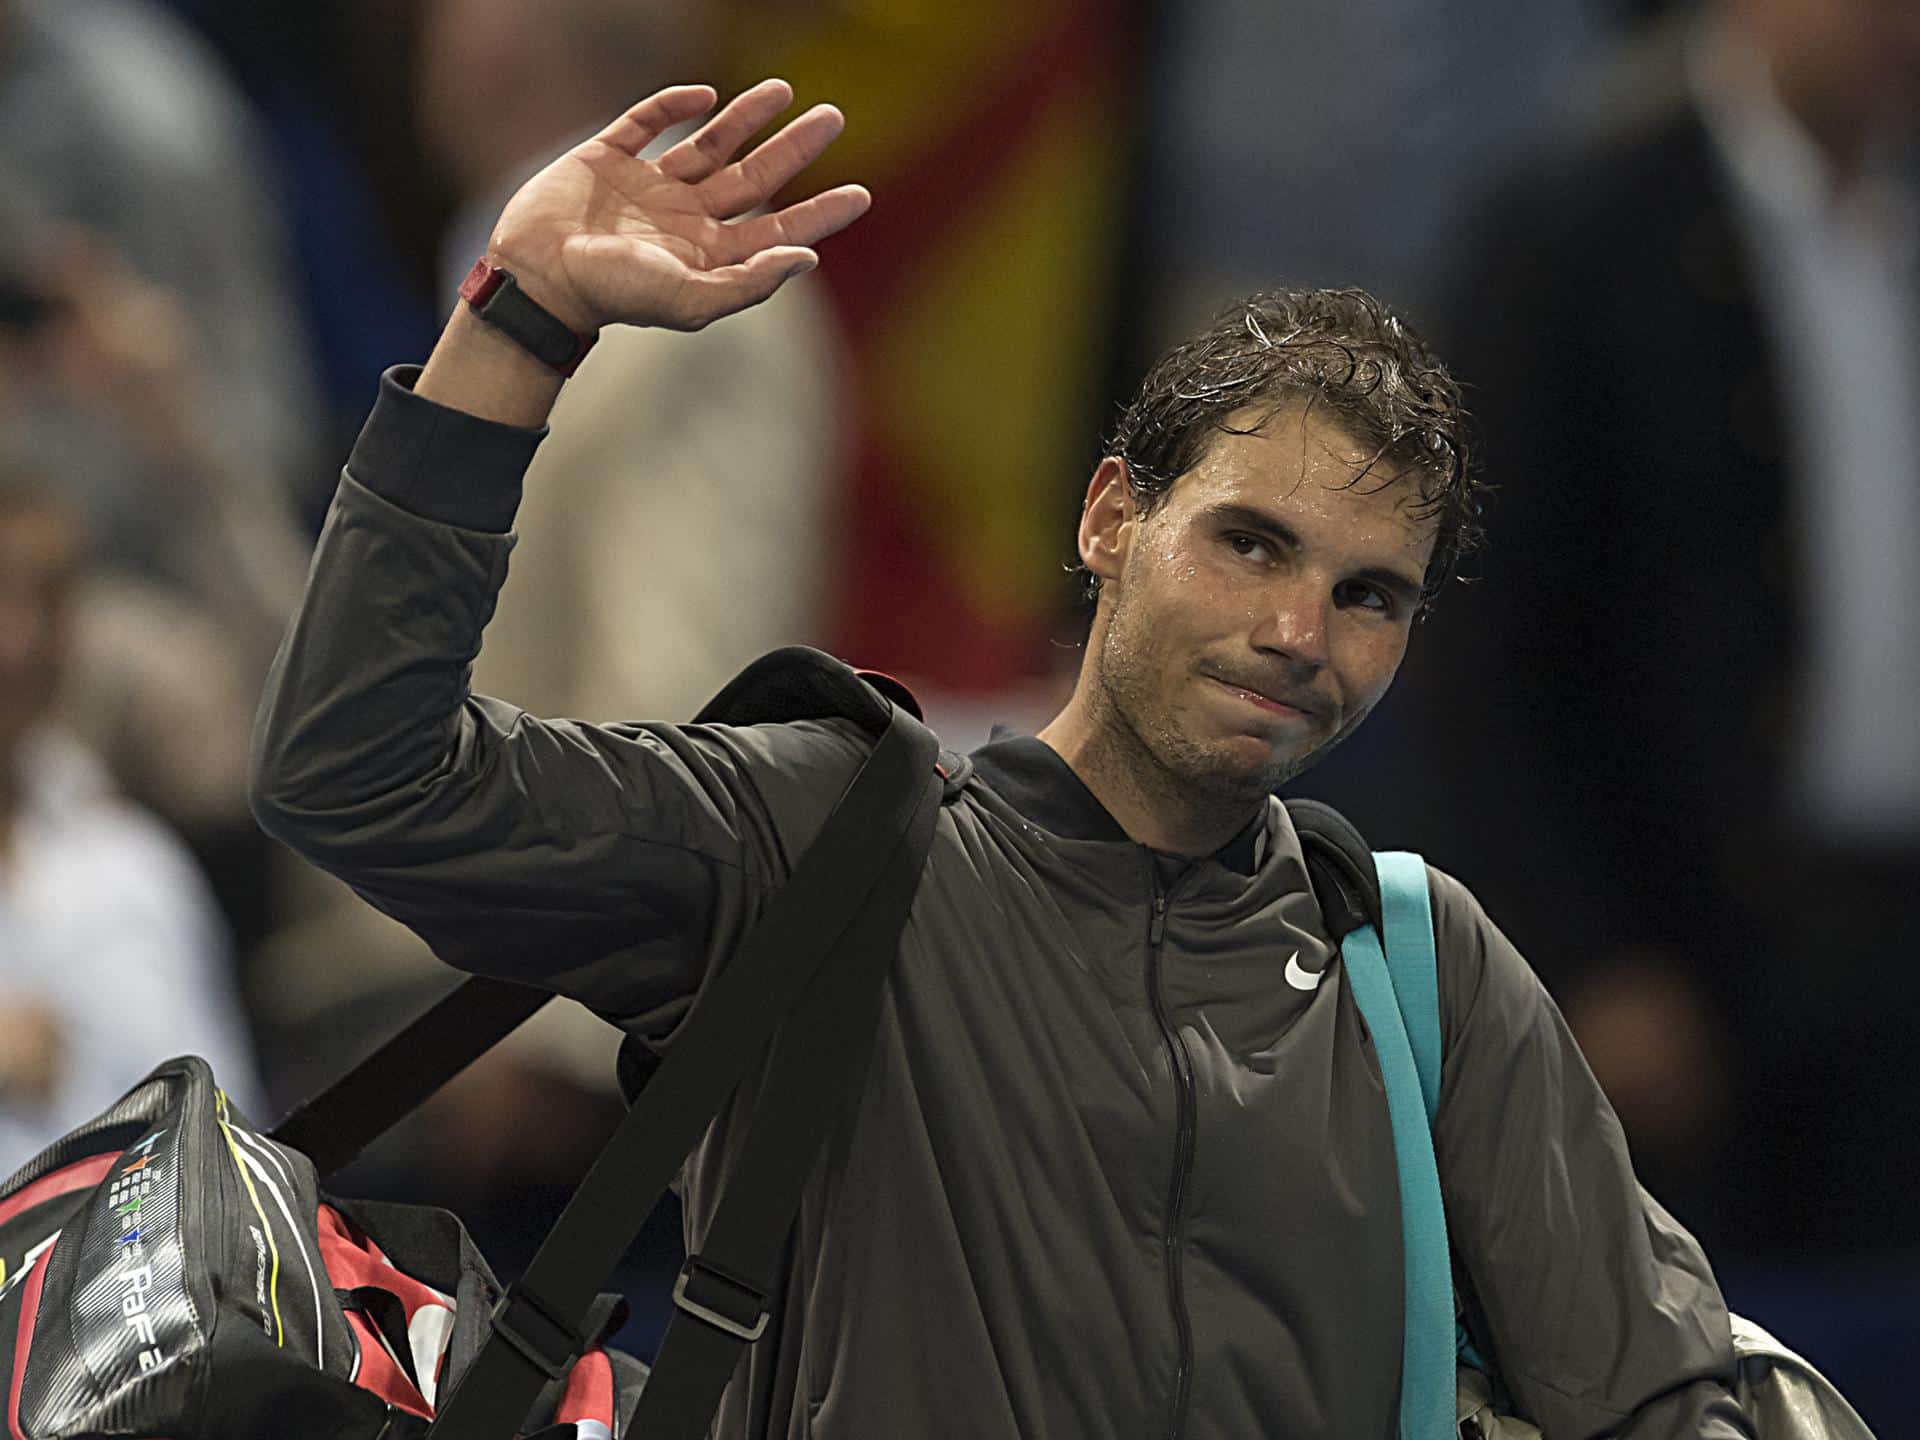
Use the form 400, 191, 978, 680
106, 1131, 172, 1372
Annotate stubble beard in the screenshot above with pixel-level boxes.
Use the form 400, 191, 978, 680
1091, 587, 1375, 826
1090, 593, 1290, 832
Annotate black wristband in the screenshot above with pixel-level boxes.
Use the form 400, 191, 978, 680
457, 259, 599, 377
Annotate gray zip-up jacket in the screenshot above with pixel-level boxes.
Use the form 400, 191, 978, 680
250, 369, 1754, 1440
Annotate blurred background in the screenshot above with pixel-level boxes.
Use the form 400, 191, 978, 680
1, 0, 1914, 1426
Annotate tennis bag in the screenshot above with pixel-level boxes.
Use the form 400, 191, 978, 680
0, 1057, 642, 1439
0, 646, 958, 1440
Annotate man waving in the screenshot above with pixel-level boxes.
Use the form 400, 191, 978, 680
253, 81, 1751, 1438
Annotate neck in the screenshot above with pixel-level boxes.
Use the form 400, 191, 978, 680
1036, 682, 1261, 859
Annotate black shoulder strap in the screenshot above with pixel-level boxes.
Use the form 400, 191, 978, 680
270, 645, 946, 1173
1283, 797, 1383, 940
613, 646, 967, 1100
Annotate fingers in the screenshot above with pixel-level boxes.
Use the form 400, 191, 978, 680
656, 77, 794, 182
674, 246, 819, 330
697, 104, 848, 218
710, 185, 872, 263
591, 85, 720, 158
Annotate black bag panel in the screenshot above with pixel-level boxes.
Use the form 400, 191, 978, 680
1, 1150, 138, 1436
0, 1176, 102, 1303
14, 1059, 218, 1438
195, 1316, 400, 1440
204, 1080, 359, 1386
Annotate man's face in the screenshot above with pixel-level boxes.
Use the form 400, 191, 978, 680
0, 499, 80, 762
1082, 402, 1437, 809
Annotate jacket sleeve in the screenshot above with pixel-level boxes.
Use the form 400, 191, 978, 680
1428, 866, 1754, 1439
248, 367, 869, 1043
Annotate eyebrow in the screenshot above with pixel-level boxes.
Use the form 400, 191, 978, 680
1199, 501, 1427, 604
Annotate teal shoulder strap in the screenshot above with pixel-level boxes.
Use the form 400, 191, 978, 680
1376, 852, 1443, 1124
1337, 851, 1453, 1439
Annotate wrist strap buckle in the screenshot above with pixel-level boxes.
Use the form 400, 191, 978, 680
459, 258, 598, 377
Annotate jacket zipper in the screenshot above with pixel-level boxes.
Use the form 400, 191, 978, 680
1145, 868, 1196, 1440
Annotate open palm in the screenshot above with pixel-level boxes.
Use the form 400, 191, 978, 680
488, 79, 870, 335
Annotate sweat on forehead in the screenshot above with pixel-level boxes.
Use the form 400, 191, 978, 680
1187, 399, 1426, 501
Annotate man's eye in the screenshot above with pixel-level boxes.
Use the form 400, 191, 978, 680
1227, 533, 1270, 561
1335, 580, 1391, 613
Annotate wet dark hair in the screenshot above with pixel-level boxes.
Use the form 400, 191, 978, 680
1078, 288, 1484, 619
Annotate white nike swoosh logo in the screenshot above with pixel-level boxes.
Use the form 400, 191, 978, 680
1285, 953, 1324, 991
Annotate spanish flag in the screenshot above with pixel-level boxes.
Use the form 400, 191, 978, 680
729, 3, 1136, 692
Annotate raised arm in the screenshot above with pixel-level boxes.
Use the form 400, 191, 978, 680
248, 82, 872, 1035
1427, 868, 1756, 1438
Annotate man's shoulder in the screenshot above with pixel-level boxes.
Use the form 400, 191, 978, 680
659, 642, 947, 883
681, 713, 877, 776
1422, 861, 1561, 1051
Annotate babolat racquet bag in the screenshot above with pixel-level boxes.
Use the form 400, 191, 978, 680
0, 647, 955, 1440
0, 1056, 642, 1439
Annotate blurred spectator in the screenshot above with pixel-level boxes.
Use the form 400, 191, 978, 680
0, 0, 326, 955
0, 471, 261, 1175
1391, 0, 1920, 1252
0, 213, 312, 952
149, 0, 460, 500
0, 224, 308, 666
1135, 0, 1608, 354
0, 0, 325, 501
252, 0, 844, 1303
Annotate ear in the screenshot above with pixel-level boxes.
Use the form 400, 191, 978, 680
1078, 456, 1136, 585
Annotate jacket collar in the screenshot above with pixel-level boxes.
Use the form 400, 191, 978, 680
968, 725, 1267, 876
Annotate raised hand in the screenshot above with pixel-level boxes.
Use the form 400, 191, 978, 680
485, 79, 870, 335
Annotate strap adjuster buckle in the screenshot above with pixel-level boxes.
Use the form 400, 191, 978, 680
672, 1253, 769, 1341
490, 1281, 582, 1381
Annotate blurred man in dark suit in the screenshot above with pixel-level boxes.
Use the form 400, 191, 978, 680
1416, 0, 1920, 1254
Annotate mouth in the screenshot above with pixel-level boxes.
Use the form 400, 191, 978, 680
1205, 674, 1321, 721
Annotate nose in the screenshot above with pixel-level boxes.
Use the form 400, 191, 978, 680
1251, 574, 1331, 671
